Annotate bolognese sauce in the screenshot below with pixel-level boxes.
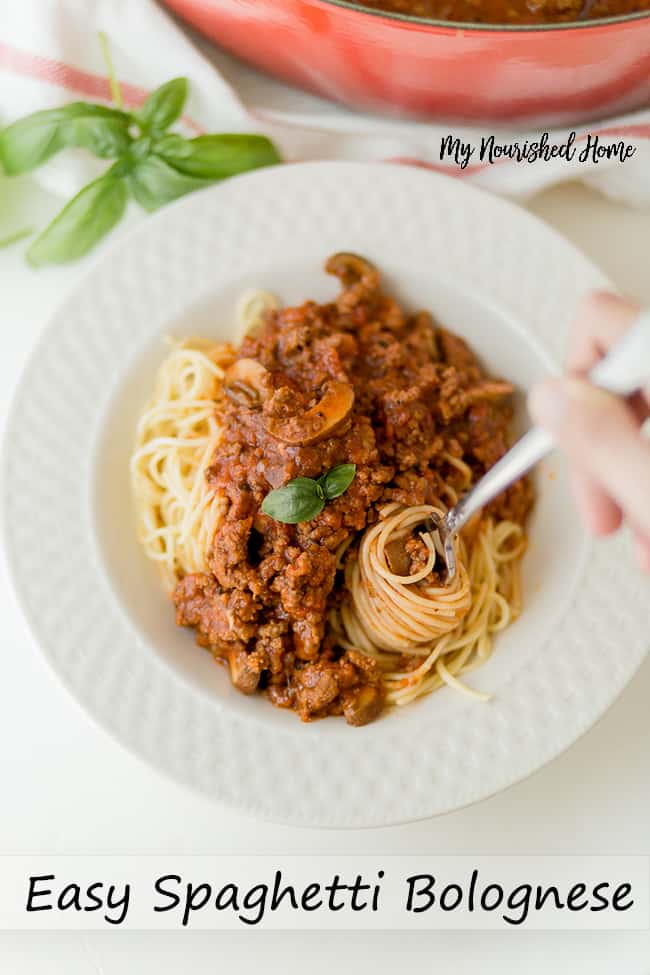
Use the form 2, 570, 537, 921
172, 254, 532, 725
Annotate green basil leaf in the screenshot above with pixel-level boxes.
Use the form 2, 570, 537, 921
318, 464, 356, 501
261, 478, 324, 524
0, 104, 132, 175
137, 78, 188, 133
27, 170, 128, 266
154, 132, 281, 180
127, 154, 210, 212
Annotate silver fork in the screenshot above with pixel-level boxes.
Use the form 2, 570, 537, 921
427, 309, 650, 582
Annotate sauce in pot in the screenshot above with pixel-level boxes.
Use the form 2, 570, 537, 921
357, 0, 650, 24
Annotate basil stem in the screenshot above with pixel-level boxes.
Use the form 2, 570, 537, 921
98, 30, 124, 109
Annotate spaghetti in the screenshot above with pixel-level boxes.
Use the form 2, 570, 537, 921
130, 292, 279, 591
129, 338, 233, 592
340, 503, 472, 653
332, 503, 525, 704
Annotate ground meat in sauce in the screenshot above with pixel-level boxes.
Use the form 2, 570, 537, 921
358, 0, 650, 26
173, 254, 534, 726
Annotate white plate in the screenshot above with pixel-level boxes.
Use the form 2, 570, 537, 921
2, 162, 648, 828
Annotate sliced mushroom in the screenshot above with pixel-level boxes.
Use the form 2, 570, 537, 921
384, 538, 411, 576
264, 381, 354, 445
325, 252, 381, 313
224, 357, 271, 407
325, 251, 377, 287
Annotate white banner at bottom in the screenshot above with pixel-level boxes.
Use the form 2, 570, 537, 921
0, 856, 647, 930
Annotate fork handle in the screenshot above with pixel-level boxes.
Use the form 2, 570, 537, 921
445, 308, 650, 535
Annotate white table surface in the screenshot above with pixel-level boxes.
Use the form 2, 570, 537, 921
1, 43, 649, 975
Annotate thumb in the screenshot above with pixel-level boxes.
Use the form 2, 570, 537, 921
528, 376, 650, 537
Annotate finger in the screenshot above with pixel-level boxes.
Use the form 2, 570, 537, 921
570, 292, 650, 409
569, 291, 640, 372
571, 467, 623, 536
528, 376, 650, 538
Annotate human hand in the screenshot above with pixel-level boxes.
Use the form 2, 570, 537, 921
528, 292, 650, 572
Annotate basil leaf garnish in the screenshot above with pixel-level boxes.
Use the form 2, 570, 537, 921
261, 465, 357, 524
261, 477, 325, 524
318, 463, 357, 500
136, 78, 188, 133
27, 170, 128, 266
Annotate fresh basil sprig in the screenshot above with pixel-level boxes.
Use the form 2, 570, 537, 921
261, 464, 357, 524
0, 41, 281, 266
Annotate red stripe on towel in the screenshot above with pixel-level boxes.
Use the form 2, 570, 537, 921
0, 40, 203, 132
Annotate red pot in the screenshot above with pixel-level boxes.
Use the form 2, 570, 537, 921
162, 0, 650, 125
